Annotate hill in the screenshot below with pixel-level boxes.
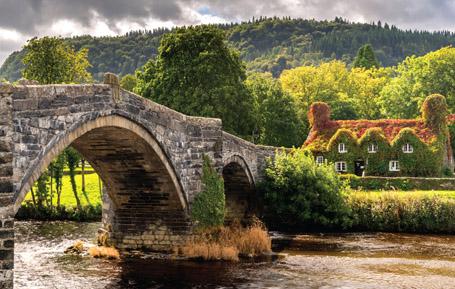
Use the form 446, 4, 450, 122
1, 17, 454, 81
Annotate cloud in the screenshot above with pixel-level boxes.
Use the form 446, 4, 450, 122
0, 0, 454, 65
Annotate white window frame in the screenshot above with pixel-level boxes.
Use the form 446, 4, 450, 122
368, 143, 378, 153
335, 161, 347, 172
389, 160, 400, 172
338, 143, 347, 153
402, 143, 413, 153
316, 156, 324, 165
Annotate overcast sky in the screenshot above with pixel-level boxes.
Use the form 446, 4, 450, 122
1, 0, 454, 65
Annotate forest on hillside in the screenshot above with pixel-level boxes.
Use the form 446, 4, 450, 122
1, 17, 455, 81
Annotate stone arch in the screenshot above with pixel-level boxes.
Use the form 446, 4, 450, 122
14, 115, 187, 212
13, 115, 190, 251
222, 155, 256, 222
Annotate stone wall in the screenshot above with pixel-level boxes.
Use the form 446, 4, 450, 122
0, 83, 14, 288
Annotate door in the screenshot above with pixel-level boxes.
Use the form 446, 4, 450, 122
354, 160, 365, 176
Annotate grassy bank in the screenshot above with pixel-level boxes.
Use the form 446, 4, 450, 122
17, 170, 103, 221
347, 190, 455, 233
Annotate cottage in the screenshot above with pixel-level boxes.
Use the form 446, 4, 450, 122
304, 94, 454, 177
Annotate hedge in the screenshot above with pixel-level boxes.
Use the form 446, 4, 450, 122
342, 174, 455, 191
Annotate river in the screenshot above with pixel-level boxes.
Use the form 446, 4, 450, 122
15, 221, 455, 289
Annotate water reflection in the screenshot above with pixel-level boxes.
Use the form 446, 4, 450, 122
15, 221, 455, 289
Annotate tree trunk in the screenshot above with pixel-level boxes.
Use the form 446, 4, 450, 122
69, 166, 82, 212
81, 159, 91, 206
30, 187, 37, 207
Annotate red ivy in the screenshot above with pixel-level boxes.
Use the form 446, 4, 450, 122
448, 114, 455, 124
305, 118, 437, 151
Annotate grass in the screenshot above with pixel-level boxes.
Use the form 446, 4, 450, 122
347, 189, 455, 233
177, 219, 272, 261
24, 170, 103, 208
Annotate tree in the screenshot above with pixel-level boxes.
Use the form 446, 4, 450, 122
245, 72, 304, 147
65, 148, 82, 212
22, 36, 92, 84
135, 26, 255, 137
380, 47, 455, 118
120, 74, 137, 91
280, 60, 351, 122
347, 67, 392, 119
49, 154, 65, 209
191, 155, 225, 228
353, 44, 380, 69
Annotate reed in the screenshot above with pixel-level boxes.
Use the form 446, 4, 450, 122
88, 246, 120, 259
177, 218, 271, 261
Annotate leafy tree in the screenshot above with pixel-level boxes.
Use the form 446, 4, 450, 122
65, 148, 82, 212
245, 72, 304, 147
353, 44, 380, 69
135, 26, 255, 137
120, 74, 137, 91
261, 148, 352, 230
380, 47, 455, 118
2, 18, 455, 82
49, 154, 65, 209
35, 171, 50, 209
191, 155, 225, 228
347, 67, 392, 119
22, 36, 92, 84
280, 60, 351, 121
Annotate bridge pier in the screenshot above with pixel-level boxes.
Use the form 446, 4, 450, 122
0, 218, 13, 289
0, 83, 14, 289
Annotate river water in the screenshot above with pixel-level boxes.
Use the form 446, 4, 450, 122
15, 221, 455, 289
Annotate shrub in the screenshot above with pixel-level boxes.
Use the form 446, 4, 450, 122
261, 148, 352, 230
191, 155, 225, 229
16, 202, 102, 221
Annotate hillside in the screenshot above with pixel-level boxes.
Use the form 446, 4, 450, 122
1, 17, 455, 81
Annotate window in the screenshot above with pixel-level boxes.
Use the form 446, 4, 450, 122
402, 143, 413, 153
335, 161, 347, 172
338, 143, 347, 153
389, 160, 400, 172
368, 143, 378, 153
316, 156, 324, 165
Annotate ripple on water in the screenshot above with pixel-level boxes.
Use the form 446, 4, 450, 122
14, 221, 455, 289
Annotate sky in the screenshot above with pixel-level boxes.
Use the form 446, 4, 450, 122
0, 0, 454, 65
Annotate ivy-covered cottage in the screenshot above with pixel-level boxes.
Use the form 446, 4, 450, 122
304, 94, 454, 177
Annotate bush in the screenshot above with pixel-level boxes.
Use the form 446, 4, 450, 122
261, 148, 352, 230
347, 191, 455, 233
16, 202, 101, 221
191, 155, 225, 229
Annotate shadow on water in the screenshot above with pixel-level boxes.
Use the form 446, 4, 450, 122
14, 221, 455, 289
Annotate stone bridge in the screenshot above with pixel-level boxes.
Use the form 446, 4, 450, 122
0, 74, 278, 287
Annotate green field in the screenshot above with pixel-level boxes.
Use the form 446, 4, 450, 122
24, 170, 103, 208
